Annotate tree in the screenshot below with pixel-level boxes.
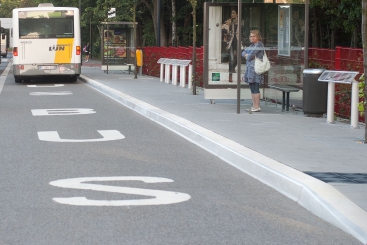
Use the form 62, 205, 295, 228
362, 0, 367, 143
310, 0, 362, 48
171, 0, 177, 46
141, 0, 168, 46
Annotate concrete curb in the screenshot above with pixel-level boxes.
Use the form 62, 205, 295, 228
80, 74, 367, 244
0, 62, 12, 93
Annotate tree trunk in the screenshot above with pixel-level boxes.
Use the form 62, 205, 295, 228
172, 0, 177, 46
311, 9, 318, 47
159, 15, 168, 46
362, 0, 367, 143
353, 28, 358, 48
142, 0, 168, 46
318, 13, 322, 47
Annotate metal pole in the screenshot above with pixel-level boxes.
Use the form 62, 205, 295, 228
106, 24, 109, 74
79, 0, 82, 65
237, 0, 242, 114
0, 21, 1, 65
89, 13, 92, 59
326, 82, 335, 124
350, 81, 359, 128
304, 0, 309, 69
133, 0, 138, 79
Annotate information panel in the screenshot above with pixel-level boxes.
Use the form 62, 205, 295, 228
278, 5, 291, 56
318, 70, 359, 84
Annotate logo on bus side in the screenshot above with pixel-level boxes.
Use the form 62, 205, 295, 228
49, 45, 66, 51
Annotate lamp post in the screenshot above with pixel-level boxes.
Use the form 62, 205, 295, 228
133, 0, 137, 79
304, 0, 309, 68
89, 11, 92, 59
236, 0, 242, 113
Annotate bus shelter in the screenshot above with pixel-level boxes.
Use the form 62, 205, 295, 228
203, 1, 306, 108
101, 22, 137, 72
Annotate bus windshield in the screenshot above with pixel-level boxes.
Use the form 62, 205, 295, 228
19, 10, 74, 39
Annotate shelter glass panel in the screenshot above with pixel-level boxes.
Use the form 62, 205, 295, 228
204, 2, 305, 107
102, 23, 135, 67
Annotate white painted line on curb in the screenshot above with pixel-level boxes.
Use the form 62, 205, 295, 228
79, 74, 367, 245
0, 62, 11, 94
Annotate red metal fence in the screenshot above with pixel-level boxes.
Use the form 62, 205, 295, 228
142, 46, 204, 87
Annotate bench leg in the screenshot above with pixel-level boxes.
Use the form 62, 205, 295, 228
286, 92, 290, 111
282, 92, 286, 111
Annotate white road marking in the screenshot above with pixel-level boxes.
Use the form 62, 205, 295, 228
30, 91, 73, 96
27, 84, 65, 87
38, 130, 125, 142
50, 176, 191, 206
32, 108, 96, 116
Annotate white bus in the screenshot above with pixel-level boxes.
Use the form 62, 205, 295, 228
12, 3, 81, 83
1, 33, 8, 58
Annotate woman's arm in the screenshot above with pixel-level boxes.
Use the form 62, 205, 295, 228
246, 42, 264, 61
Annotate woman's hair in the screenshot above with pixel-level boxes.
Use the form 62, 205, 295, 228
250, 30, 262, 41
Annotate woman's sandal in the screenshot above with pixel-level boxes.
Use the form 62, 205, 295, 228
250, 107, 261, 112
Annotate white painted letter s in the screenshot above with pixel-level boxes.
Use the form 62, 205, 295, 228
50, 176, 191, 206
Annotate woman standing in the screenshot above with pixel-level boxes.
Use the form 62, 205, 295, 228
242, 30, 264, 112
85, 43, 90, 62
222, 9, 239, 83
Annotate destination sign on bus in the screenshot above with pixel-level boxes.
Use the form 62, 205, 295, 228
19, 10, 74, 19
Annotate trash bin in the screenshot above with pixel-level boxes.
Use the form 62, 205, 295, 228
302, 69, 328, 117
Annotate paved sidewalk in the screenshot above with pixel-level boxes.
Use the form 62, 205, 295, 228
80, 60, 367, 244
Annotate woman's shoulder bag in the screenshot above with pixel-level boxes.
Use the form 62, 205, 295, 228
255, 50, 271, 75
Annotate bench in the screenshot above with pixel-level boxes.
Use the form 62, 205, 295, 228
268, 84, 299, 111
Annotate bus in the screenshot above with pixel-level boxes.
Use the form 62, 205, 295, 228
1, 33, 8, 58
12, 3, 81, 83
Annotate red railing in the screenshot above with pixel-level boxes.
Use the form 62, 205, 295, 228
308, 48, 335, 70
142, 46, 204, 87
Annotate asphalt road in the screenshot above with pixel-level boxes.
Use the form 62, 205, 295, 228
0, 57, 361, 244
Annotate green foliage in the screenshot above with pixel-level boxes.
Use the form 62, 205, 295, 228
142, 20, 156, 46
0, 0, 22, 17
310, 0, 362, 47
358, 74, 366, 116
2, 0, 364, 51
